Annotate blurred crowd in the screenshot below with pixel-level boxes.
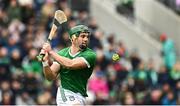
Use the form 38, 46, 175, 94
0, 0, 180, 105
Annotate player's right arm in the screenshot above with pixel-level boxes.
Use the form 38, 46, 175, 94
41, 49, 60, 81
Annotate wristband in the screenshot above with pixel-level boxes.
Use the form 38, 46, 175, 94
42, 61, 49, 67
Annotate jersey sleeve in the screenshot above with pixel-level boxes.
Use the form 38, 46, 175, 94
81, 52, 96, 68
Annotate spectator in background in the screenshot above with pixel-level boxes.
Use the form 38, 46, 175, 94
20, 23, 35, 58
88, 69, 109, 99
160, 33, 176, 70
0, 80, 15, 105
37, 90, 53, 105
106, 63, 118, 92
6, 0, 22, 22
22, 72, 39, 100
132, 61, 148, 92
16, 91, 35, 105
122, 92, 135, 105
10, 49, 23, 74
57, 32, 71, 48
19, 1, 35, 24
92, 91, 109, 105
89, 30, 103, 50
0, 91, 14, 105
0, 8, 9, 28
76, 10, 89, 25
177, 96, 180, 105
33, 24, 47, 49
88, 17, 98, 32
147, 59, 158, 87
0, 28, 9, 46
22, 48, 42, 76
11, 77, 23, 97
146, 88, 163, 105
40, 0, 56, 24
96, 46, 110, 71
161, 90, 177, 105
129, 49, 141, 70
0, 47, 9, 65
170, 62, 180, 87
158, 65, 171, 86
104, 34, 116, 61
175, 81, 180, 99
0, 47, 11, 81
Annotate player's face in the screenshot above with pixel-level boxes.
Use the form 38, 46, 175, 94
77, 32, 90, 50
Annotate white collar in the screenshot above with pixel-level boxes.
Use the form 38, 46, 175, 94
68, 48, 81, 57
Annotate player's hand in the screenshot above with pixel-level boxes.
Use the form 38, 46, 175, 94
40, 49, 49, 62
42, 42, 52, 53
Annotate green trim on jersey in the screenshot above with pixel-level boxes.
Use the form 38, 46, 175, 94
57, 47, 96, 97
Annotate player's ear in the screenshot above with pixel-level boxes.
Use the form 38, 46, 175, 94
71, 34, 77, 41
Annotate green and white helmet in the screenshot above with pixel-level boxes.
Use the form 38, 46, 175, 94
68, 25, 90, 39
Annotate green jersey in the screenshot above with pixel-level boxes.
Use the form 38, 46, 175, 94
57, 47, 96, 97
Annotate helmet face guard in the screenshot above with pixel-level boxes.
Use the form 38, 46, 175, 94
68, 25, 90, 39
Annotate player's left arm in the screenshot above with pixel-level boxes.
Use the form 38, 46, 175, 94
49, 50, 96, 70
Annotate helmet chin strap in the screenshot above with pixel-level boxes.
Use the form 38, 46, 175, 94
79, 44, 87, 50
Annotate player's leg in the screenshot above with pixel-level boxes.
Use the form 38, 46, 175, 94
56, 87, 66, 106
56, 87, 86, 105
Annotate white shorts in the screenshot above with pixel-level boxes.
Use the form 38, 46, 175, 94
56, 87, 86, 106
